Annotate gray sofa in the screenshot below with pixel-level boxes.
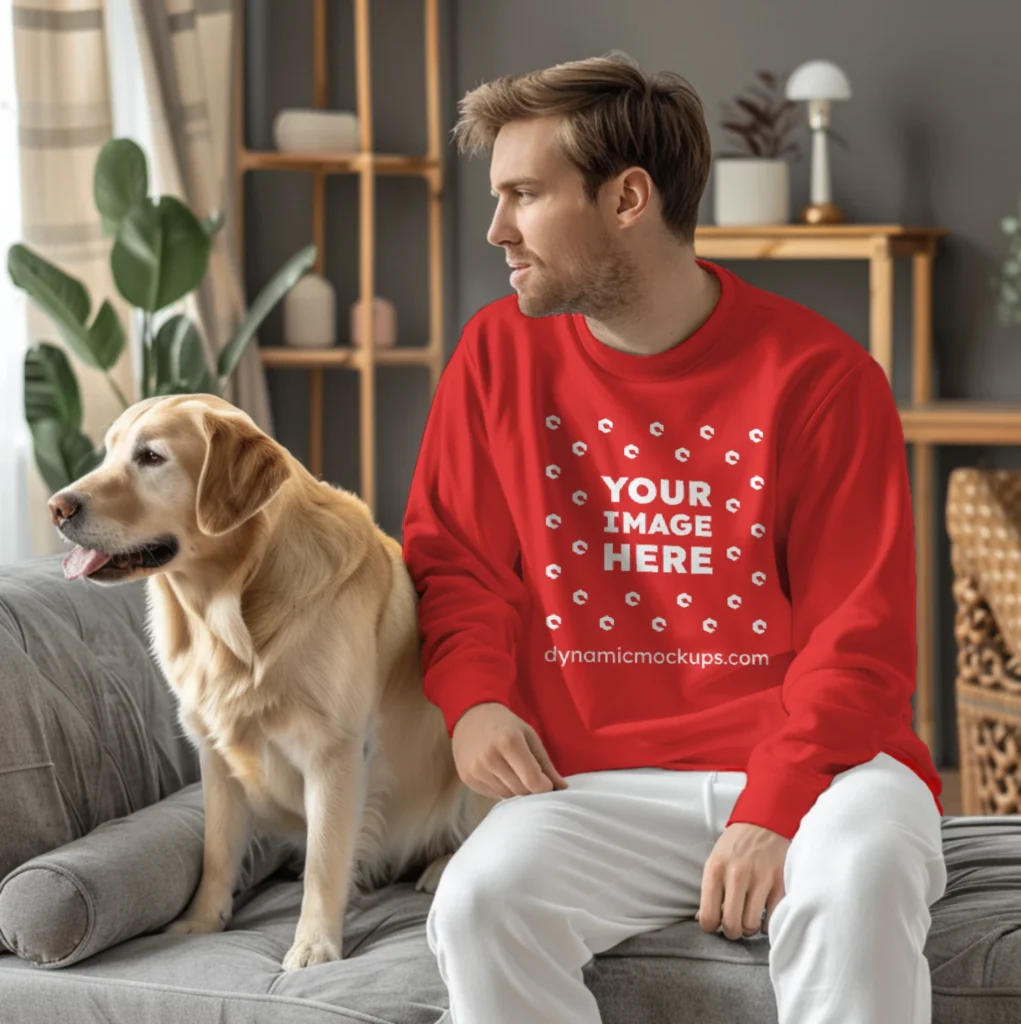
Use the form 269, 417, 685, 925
1, 556, 1021, 1024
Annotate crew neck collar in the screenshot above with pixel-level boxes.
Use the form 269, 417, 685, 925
568, 259, 738, 382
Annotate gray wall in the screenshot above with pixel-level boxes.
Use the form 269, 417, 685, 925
245, 0, 1021, 768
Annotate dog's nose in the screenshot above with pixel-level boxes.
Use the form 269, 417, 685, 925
49, 491, 82, 526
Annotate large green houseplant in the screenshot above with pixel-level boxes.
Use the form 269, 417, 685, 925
9, 137, 315, 493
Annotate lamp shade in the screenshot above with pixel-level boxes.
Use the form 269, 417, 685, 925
785, 60, 852, 101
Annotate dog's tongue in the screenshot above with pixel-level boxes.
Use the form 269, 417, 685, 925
62, 546, 111, 581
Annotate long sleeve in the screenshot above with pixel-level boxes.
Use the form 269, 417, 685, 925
401, 333, 526, 735
726, 357, 919, 838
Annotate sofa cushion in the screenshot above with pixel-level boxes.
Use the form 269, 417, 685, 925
0, 783, 303, 969
0, 555, 199, 883
0, 817, 1019, 1024
0, 878, 447, 1024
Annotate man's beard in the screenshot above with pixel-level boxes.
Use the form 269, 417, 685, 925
515, 242, 640, 320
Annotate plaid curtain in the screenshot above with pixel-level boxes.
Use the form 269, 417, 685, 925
12, 0, 136, 554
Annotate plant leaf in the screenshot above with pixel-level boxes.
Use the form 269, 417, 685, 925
826, 128, 850, 150
202, 210, 224, 236
217, 244, 316, 382
192, 368, 219, 396
29, 419, 73, 492
155, 380, 200, 396
63, 429, 101, 481
24, 342, 82, 431
722, 121, 758, 136
736, 98, 769, 123
28, 419, 98, 493
141, 335, 152, 400
111, 196, 212, 312
87, 300, 126, 371
153, 314, 212, 392
94, 138, 148, 233
7, 243, 99, 365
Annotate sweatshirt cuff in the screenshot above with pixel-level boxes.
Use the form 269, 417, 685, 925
426, 670, 515, 737
726, 765, 831, 839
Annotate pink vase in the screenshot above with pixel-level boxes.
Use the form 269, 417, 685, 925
350, 297, 397, 348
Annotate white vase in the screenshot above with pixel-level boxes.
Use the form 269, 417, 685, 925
273, 110, 360, 153
713, 158, 790, 226
283, 274, 336, 348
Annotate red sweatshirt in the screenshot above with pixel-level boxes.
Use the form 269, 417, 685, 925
402, 259, 941, 839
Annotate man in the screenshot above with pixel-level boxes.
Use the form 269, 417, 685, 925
401, 52, 945, 1024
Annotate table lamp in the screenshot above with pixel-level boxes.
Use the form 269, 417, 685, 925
785, 60, 852, 224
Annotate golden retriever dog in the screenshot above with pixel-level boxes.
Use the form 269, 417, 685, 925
47, 393, 491, 970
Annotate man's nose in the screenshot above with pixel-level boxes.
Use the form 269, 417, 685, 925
49, 491, 83, 526
487, 204, 520, 248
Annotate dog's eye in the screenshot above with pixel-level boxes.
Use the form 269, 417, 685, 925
135, 447, 165, 467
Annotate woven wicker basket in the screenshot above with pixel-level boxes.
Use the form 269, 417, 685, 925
946, 468, 1021, 815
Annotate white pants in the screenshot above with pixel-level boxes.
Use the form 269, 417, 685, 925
427, 753, 946, 1024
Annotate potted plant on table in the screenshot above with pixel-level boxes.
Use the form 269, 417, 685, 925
8, 137, 316, 493
713, 70, 802, 227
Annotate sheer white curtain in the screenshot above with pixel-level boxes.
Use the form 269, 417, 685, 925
0, 0, 32, 566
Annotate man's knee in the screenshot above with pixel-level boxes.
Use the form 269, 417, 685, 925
427, 835, 539, 950
786, 823, 942, 918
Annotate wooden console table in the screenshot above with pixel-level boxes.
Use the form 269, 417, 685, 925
693, 224, 981, 755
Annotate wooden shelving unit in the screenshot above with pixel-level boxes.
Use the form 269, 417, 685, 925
234, 0, 445, 513
695, 225, 1021, 757
899, 402, 1021, 445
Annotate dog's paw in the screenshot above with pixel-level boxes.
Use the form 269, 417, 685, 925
164, 914, 226, 936
283, 936, 342, 970
415, 854, 453, 894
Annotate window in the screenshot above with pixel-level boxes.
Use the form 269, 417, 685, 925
0, 0, 32, 564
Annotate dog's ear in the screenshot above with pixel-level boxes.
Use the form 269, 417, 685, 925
195, 412, 290, 537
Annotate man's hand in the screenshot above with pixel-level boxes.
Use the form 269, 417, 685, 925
697, 823, 790, 940
451, 702, 568, 799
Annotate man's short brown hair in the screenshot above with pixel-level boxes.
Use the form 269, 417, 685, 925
453, 52, 711, 244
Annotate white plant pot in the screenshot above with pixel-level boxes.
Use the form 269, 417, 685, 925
713, 158, 790, 227
283, 274, 336, 348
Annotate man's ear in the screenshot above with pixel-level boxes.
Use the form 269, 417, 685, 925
195, 412, 290, 537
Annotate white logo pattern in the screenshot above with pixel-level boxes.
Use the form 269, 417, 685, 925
541, 412, 772, 641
